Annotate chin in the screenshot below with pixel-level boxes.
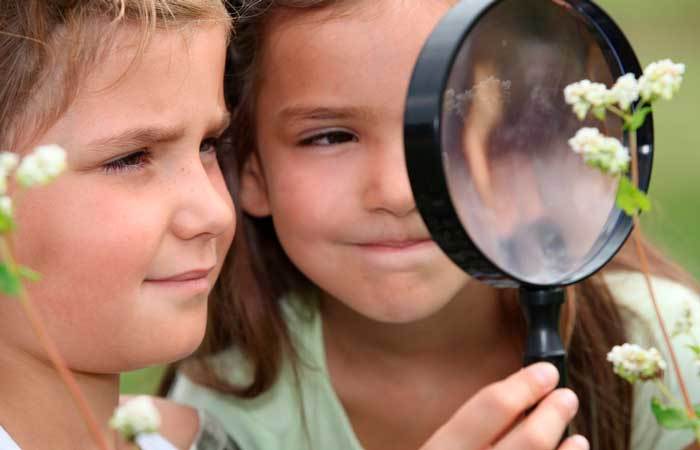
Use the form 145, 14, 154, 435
116, 323, 208, 373
115, 340, 205, 373
155, 326, 207, 365
338, 290, 452, 324
345, 276, 470, 324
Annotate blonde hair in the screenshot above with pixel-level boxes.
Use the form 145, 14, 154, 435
0, 0, 232, 150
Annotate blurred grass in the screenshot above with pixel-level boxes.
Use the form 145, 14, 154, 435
120, 0, 700, 395
120, 365, 166, 395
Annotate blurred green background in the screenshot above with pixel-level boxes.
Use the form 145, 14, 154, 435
597, 0, 700, 281
121, 0, 700, 395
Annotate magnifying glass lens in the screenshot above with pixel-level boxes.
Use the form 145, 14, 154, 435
441, 0, 625, 284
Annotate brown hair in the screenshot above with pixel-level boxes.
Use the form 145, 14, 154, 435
164, 2, 699, 450
0, 0, 232, 151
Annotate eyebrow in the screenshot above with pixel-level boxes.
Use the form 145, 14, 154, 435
87, 111, 231, 152
277, 105, 380, 123
87, 125, 185, 153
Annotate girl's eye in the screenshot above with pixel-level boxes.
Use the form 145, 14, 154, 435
103, 150, 151, 173
200, 137, 221, 154
299, 130, 358, 147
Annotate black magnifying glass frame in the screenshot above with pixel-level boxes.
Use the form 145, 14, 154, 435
405, 0, 653, 289
404, 0, 654, 386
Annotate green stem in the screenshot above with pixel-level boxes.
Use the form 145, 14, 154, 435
628, 125, 696, 419
606, 104, 630, 120
655, 379, 684, 408
0, 237, 111, 450
630, 127, 639, 190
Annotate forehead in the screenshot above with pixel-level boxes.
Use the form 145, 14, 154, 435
257, 0, 451, 106
50, 24, 228, 146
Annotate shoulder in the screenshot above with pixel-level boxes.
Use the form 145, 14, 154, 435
602, 270, 700, 360
602, 271, 700, 450
603, 270, 700, 338
603, 270, 699, 307
166, 294, 361, 450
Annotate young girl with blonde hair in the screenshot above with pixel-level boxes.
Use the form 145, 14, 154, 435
0, 1, 239, 448
165, 1, 700, 449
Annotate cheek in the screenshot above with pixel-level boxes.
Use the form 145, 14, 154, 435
266, 156, 354, 238
13, 180, 164, 321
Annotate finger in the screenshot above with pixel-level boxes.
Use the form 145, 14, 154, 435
420, 363, 559, 450
559, 435, 590, 450
493, 388, 579, 450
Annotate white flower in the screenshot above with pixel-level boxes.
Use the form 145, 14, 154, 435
16, 144, 67, 188
0, 152, 19, 173
607, 343, 667, 383
639, 59, 685, 102
568, 128, 630, 175
564, 80, 612, 120
109, 396, 161, 441
0, 196, 12, 217
610, 74, 640, 110
568, 127, 604, 154
0, 152, 19, 195
599, 138, 631, 175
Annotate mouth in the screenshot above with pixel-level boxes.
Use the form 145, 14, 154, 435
148, 268, 214, 282
144, 267, 215, 293
357, 238, 433, 251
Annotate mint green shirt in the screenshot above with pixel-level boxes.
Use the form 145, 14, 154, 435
170, 272, 700, 450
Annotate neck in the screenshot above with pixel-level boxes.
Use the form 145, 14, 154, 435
0, 341, 120, 450
321, 279, 524, 450
321, 279, 521, 368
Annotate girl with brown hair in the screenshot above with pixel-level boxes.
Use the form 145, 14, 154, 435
0, 1, 240, 448
166, 1, 700, 450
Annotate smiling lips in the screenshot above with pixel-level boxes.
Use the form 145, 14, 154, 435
357, 239, 433, 250
149, 268, 214, 282
144, 268, 214, 293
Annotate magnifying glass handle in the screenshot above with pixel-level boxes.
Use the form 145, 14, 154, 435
520, 287, 567, 389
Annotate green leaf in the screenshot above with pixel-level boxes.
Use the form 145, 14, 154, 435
0, 263, 21, 297
0, 211, 14, 234
651, 398, 700, 429
625, 106, 652, 131
616, 177, 652, 216
687, 344, 700, 356
17, 266, 41, 282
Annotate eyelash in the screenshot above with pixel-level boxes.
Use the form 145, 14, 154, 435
103, 150, 152, 173
200, 137, 221, 155
102, 137, 221, 174
299, 130, 358, 147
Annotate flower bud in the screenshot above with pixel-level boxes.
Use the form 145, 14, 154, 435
109, 396, 161, 441
610, 74, 640, 111
639, 59, 685, 102
607, 343, 667, 384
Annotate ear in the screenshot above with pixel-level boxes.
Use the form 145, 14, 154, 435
239, 152, 272, 217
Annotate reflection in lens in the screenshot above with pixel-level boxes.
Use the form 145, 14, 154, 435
441, 0, 624, 284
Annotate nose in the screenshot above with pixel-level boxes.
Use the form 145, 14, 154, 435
362, 133, 417, 217
170, 157, 235, 242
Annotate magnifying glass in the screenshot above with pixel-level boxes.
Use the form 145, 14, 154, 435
404, 0, 653, 387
